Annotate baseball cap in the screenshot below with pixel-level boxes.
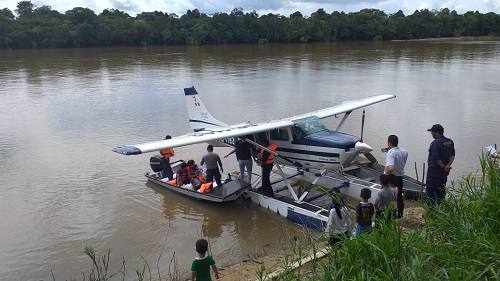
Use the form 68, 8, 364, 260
427, 124, 444, 134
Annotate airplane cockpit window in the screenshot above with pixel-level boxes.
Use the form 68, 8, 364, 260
254, 132, 269, 145
270, 129, 289, 141
293, 116, 327, 136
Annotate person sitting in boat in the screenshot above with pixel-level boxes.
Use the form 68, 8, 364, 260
187, 160, 204, 190
187, 160, 201, 179
176, 162, 190, 186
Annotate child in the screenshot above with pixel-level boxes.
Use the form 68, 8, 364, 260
375, 174, 397, 227
325, 196, 352, 245
355, 188, 375, 236
176, 163, 190, 186
191, 239, 219, 281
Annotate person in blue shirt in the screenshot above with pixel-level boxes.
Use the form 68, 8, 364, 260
426, 124, 455, 205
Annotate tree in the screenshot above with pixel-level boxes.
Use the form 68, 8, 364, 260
16, 1, 35, 17
0, 4, 499, 49
0, 8, 15, 20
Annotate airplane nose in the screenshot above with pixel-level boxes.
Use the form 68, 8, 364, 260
355, 141, 373, 153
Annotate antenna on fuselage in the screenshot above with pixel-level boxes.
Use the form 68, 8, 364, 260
360, 110, 366, 142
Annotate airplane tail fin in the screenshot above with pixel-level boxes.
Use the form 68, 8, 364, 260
184, 87, 227, 131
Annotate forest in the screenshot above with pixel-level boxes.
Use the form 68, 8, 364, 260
1, 1, 500, 49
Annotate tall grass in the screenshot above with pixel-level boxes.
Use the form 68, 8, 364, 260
270, 155, 500, 281
51, 246, 180, 281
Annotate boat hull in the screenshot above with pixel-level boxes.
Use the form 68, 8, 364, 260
145, 173, 250, 203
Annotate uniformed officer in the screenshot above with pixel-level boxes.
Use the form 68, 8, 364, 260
426, 124, 455, 205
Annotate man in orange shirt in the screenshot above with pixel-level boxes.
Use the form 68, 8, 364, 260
160, 135, 175, 179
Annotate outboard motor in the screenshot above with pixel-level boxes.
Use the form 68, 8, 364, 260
150, 155, 163, 172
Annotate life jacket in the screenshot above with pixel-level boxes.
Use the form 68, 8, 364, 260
260, 143, 278, 165
198, 182, 213, 193
167, 179, 177, 186
160, 148, 175, 158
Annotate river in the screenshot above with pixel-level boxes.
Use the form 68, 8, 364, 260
1, 40, 499, 280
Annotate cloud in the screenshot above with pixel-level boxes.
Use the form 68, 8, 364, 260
2, 0, 500, 16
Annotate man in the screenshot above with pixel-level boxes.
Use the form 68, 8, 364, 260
160, 135, 174, 179
384, 135, 408, 218
224, 136, 255, 183
258, 140, 277, 197
200, 144, 224, 187
426, 124, 455, 205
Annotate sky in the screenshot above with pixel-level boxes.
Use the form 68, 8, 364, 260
2, 0, 500, 16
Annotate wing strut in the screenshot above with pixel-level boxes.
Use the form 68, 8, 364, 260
335, 111, 352, 131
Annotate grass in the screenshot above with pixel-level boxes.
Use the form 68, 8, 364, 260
265, 154, 499, 281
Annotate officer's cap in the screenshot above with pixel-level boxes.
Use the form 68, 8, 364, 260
427, 124, 444, 134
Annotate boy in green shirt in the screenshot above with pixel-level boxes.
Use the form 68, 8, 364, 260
191, 239, 220, 281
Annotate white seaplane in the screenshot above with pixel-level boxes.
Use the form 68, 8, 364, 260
113, 87, 421, 229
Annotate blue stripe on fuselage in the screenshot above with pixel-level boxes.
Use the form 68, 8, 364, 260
277, 147, 340, 158
189, 119, 221, 127
277, 155, 340, 164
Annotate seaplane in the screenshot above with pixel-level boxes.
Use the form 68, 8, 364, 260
113, 87, 422, 229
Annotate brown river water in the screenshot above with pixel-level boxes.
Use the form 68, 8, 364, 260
1, 40, 499, 280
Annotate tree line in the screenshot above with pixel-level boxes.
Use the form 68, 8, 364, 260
1, 1, 500, 49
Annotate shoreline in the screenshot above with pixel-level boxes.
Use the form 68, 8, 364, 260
217, 204, 425, 281
1, 36, 499, 51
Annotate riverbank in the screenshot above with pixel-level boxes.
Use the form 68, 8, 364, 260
252, 156, 499, 281
51, 155, 496, 281
217, 205, 425, 281
391, 35, 500, 42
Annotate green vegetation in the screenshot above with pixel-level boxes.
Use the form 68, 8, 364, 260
269, 155, 499, 281
1, 1, 500, 48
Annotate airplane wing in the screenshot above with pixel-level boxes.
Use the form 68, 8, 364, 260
292, 94, 395, 120
113, 94, 395, 155
113, 120, 293, 155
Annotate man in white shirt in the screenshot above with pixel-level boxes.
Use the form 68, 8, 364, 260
384, 135, 408, 218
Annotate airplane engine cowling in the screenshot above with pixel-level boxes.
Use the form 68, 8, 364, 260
355, 142, 373, 153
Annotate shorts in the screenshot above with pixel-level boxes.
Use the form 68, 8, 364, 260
355, 224, 373, 236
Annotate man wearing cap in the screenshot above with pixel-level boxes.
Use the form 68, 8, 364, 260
426, 124, 455, 205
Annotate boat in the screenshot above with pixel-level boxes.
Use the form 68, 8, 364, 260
146, 160, 250, 203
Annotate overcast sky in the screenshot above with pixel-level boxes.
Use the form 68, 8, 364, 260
3, 0, 500, 16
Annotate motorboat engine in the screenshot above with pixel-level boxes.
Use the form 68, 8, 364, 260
150, 155, 163, 172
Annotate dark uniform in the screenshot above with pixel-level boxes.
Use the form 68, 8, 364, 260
426, 136, 455, 204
